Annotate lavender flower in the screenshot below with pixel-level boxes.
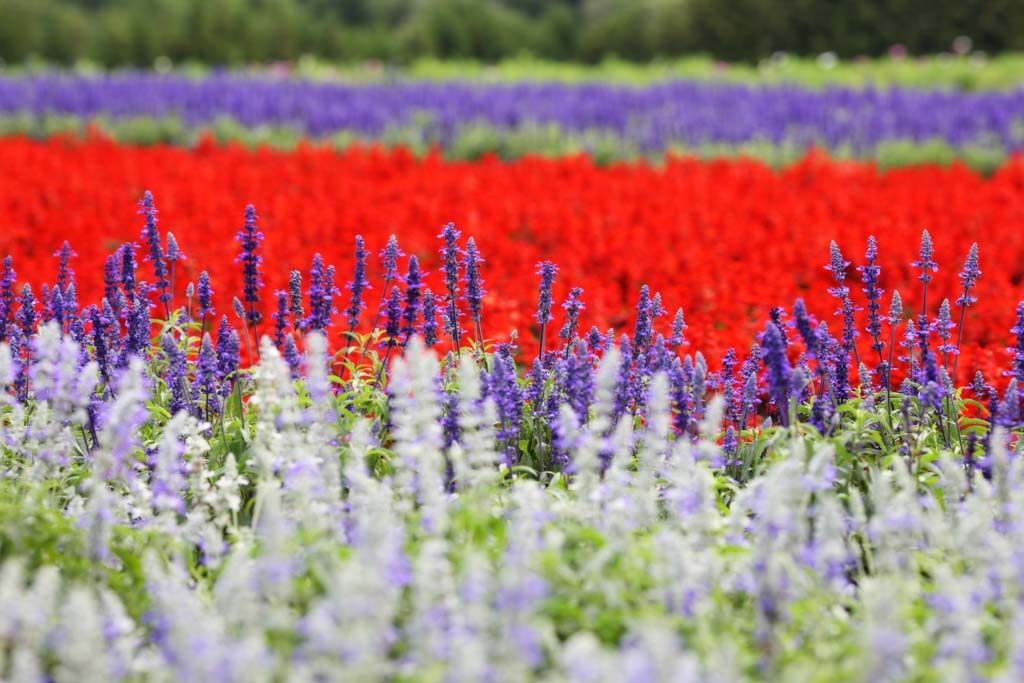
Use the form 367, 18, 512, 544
139, 191, 171, 309
344, 235, 370, 332
235, 204, 263, 326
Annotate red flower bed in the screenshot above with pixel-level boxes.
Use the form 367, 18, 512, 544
2, 134, 1023, 384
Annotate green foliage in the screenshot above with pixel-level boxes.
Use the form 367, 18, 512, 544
3, 0, 1024, 66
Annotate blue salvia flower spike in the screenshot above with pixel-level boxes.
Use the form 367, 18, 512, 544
235, 204, 264, 330
345, 235, 370, 333
139, 191, 171, 316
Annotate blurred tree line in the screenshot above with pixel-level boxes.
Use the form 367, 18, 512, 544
1, 0, 1022, 65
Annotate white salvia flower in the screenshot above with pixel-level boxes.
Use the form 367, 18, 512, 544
569, 347, 620, 502
857, 577, 910, 683
53, 587, 114, 683
450, 354, 500, 489
445, 550, 493, 683
694, 394, 725, 465
388, 338, 447, 535
249, 338, 303, 485
0, 341, 13, 388
143, 553, 273, 682
302, 332, 341, 507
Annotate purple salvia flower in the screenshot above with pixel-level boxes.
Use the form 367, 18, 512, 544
462, 236, 486, 341
384, 285, 403, 348
232, 297, 245, 320
215, 315, 240, 395
762, 321, 792, 425
859, 235, 885, 356
558, 287, 585, 350
421, 289, 439, 348
564, 341, 595, 424
185, 282, 194, 299
283, 336, 302, 380
288, 270, 304, 331
957, 243, 981, 308
271, 290, 290, 351
933, 299, 956, 358
160, 333, 190, 416
63, 282, 78, 321
768, 306, 789, 346
534, 261, 558, 326
401, 255, 423, 344
193, 333, 219, 419
952, 243, 981, 385
139, 191, 171, 310
103, 251, 120, 307
790, 298, 818, 359
120, 243, 137, 299
165, 232, 182, 264
39, 284, 51, 324
54, 241, 77, 293
305, 254, 338, 332
1008, 302, 1024, 387
587, 326, 605, 354
631, 285, 652, 360
235, 204, 264, 326
825, 241, 862, 362
48, 286, 64, 331
17, 284, 36, 338
611, 334, 634, 423
437, 225, 462, 344
911, 229, 938, 284
669, 308, 687, 350
90, 307, 110, 383
124, 291, 151, 363
489, 348, 524, 466
344, 235, 370, 332
196, 271, 214, 321
534, 260, 558, 356
0, 256, 15, 343
380, 234, 404, 282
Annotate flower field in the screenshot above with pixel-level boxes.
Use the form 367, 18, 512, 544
2, 73, 1024, 167
4, 65, 1024, 682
